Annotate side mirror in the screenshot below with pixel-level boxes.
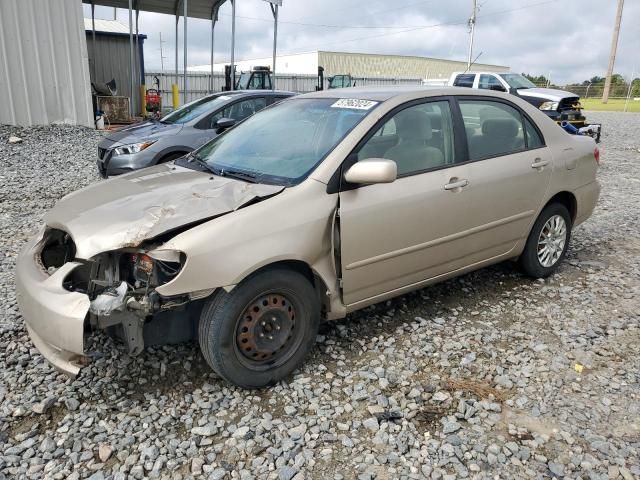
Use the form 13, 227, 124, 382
490, 84, 506, 92
344, 159, 397, 185
214, 117, 236, 131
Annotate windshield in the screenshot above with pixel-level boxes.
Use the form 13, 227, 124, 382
498, 73, 537, 89
236, 73, 251, 90
161, 94, 235, 124
196, 98, 377, 185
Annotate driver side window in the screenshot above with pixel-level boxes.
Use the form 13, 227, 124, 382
357, 101, 455, 176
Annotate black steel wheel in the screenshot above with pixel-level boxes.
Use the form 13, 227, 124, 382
199, 267, 320, 388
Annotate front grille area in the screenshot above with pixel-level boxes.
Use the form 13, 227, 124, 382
98, 147, 107, 159
559, 97, 581, 112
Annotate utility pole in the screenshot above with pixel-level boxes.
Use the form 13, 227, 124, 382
467, 0, 477, 70
603, 0, 624, 103
159, 32, 166, 72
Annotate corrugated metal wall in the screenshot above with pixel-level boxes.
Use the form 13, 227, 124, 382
319, 51, 510, 79
145, 72, 422, 109
87, 32, 144, 115
0, 0, 93, 127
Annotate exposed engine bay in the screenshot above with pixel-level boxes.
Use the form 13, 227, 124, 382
39, 228, 200, 355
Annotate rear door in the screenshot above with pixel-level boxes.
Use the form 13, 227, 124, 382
456, 97, 552, 259
338, 99, 473, 307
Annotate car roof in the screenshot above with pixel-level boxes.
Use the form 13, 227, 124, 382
204, 90, 296, 100
298, 86, 473, 102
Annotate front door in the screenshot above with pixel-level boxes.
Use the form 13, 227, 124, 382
338, 99, 473, 307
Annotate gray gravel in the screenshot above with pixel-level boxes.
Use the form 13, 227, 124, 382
1, 113, 639, 480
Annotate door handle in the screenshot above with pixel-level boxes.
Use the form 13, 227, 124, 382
531, 158, 549, 170
444, 178, 469, 191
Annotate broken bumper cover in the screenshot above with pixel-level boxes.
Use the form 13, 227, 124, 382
15, 234, 90, 376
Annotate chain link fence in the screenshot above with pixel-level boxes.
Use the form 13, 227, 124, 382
530, 81, 638, 99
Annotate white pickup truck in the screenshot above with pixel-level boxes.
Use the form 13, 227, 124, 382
425, 72, 601, 141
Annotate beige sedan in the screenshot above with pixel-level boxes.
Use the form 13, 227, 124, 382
16, 87, 600, 388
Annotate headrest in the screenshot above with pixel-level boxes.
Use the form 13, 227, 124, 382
482, 118, 519, 139
424, 111, 442, 131
394, 109, 432, 141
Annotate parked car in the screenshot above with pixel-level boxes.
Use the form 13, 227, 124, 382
443, 72, 601, 141
96, 90, 295, 177
17, 86, 600, 388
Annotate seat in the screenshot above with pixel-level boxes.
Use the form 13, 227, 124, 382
468, 118, 522, 159
384, 109, 444, 175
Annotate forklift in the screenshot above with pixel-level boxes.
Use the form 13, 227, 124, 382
224, 65, 273, 90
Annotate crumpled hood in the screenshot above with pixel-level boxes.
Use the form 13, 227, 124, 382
100, 120, 183, 147
44, 164, 284, 259
517, 87, 579, 102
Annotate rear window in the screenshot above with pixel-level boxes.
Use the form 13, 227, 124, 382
453, 74, 475, 88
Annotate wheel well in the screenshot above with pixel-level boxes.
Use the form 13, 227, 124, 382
545, 191, 577, 223
246, 260, 330, 316
158, 150, 190, 163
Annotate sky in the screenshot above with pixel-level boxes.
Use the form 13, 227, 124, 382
84, 0, 639, 85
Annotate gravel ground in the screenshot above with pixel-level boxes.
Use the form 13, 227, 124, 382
0, 112, 638, 480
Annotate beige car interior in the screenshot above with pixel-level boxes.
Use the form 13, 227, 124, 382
357, 102, 455, 175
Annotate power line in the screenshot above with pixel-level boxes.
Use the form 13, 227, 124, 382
219, 0, 559, 32
273, 0, 561, 57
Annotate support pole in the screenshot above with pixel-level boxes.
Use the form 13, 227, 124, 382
91, 2, 96, 82
128, 0, 134, 118
230, 0, 236, 90
603, 0, 624, 103
173, 12, 179, 109
210, 5, 219, 93
183, 0, 188, 104
467, 0, 477, 70
136, 5, 143, 115
271, 3, 278, 90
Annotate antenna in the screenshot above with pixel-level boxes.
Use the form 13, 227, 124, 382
463, 51, 483, 74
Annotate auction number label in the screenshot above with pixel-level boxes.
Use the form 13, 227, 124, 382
331, 99, 378, 110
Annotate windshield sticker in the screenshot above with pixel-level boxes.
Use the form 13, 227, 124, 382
218, 95, 232, 101
331, 99, 378, 110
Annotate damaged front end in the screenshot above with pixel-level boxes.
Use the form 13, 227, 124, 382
16, 227, 199, 376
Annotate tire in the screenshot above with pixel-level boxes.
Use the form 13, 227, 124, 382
198, 267, 320, 388
520, 203, 572, 278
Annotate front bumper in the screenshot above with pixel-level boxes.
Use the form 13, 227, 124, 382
15, 232, 90, 376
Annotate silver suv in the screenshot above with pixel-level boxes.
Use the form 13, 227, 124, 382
96, 90, 294, 177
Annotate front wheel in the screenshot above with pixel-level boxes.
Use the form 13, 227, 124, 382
520, 203, 572, 278
198, 268, 320, 388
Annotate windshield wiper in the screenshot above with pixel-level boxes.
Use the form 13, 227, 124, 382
220, 169, 259, 183
182, 151, 216, 173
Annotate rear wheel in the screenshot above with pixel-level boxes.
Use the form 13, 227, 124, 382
198, 267, 320, 388
520, 203, 572, 278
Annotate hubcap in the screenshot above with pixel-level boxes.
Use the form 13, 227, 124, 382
236, 294, 296, 363
537, 215, 567, 267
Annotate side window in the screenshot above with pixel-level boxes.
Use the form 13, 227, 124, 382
453, 74, 475, 88
358, 101, 455, 176
204, 98, 267, 128
524, 117, 544, 148
459, 100, 525, 160
227, 97, 267, 122
478, 74, 505, 91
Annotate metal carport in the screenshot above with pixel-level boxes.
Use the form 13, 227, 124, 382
83, 0, 282, 117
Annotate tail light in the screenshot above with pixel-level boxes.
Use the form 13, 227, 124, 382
594, 146, 600, 165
